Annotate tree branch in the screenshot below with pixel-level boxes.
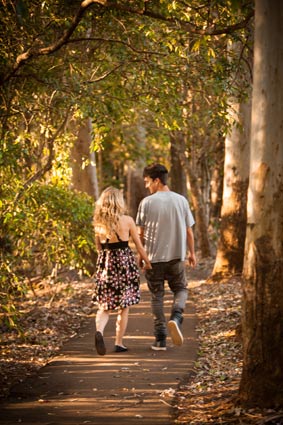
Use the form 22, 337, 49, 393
104, 2, 254, 36
1, 0, 253, 86
1, 0, 107, 85
13, 110, 71, 206
66, 37, 166, 56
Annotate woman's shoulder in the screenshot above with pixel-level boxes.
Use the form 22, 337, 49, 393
119, 215, 135, 231
117, 215, 134, 238
121, 214, 134, 224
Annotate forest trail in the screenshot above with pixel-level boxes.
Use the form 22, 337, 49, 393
0, 269, 206, 425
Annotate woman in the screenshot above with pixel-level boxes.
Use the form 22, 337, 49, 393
93, 187, 151, 355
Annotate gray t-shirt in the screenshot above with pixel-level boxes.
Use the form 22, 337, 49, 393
136, 191, 195, 263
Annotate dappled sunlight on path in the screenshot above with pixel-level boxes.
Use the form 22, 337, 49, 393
0, 281, 198, 424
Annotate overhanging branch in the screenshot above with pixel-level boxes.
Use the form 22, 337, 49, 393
104, 2, 254, 36
1, 0, 106, 85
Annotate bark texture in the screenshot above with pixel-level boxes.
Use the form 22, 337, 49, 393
124, 123, 147, 218
170, 134, 188, 198
71, 118, 99, 200
211, 50, 251, 280
210, 138, 224, 220
126, 167, 147, 218
239, 0, 283, 407
171, 130, 211, 258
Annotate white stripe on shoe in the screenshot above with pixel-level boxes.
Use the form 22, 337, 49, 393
151, 340, 167, 351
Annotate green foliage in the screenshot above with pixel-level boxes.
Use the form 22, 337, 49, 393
0, 183, 95, 328
0, 0, 253, 327
2, 184, 95, 276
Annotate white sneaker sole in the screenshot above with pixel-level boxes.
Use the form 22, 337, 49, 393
151, 345, 167, 351
168, 320, 183, 346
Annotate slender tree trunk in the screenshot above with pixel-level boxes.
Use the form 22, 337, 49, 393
89, 149, 99, 201
239, 0, 283, 407
174, 130, 211, 258
125, 123, 147, 218
126, 167, 147, 218
210, 137, 224, 220
187, 165, 211, 258
71, 118, 99, 200
169, 132, 188, 198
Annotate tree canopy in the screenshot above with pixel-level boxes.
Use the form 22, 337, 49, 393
0, 0, 254, 320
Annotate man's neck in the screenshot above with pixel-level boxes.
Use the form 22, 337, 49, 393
156, 184, 170, 192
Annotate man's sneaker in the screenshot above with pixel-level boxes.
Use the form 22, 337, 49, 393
95, 331, 106, 356
151, 340, 167, 351
168, 319, 184, 346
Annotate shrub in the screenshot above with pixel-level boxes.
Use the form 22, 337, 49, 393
0, 183, 96, 328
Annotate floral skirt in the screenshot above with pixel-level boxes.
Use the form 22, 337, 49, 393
93, 247, 140, 310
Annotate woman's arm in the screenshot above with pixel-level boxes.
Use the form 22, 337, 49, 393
129, 218, 151, 269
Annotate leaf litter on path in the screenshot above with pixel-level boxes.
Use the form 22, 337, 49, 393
174, 272, 283, 425
1, 263, 283, 424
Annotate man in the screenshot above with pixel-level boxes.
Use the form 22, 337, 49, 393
136, 163, 197, 351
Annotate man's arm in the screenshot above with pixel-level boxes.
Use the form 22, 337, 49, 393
137, 226, 145, 267
138, 226, 144, 244
186, 227, 197, 267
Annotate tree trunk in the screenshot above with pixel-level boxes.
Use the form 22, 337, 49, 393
169, 132, 188, 198
239, 0, 283, 407
210, 35, 252, 280
186, 164, 211, 258
210, 137, 224, 220
71, 118, 99, 200
125, 122, 147, 218
174, 130, 211, 258
211, 99, 251, 279
126, 167, 147, 218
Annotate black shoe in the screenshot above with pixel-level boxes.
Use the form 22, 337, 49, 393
95, 331, 106, 355
114, 345, 128, 352
151, 340, 167, 351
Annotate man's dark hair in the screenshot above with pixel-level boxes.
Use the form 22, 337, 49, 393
143, 163, 168, 185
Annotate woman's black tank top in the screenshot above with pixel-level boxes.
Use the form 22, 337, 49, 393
101, 231, 128, 250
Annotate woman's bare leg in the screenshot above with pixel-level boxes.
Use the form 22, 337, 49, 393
96, 308, 110, 334
95, 308, 110, 355
115, 307, 129, 347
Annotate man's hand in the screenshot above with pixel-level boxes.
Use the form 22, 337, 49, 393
142, 261, 152, 271
187, 253, 197, 268
138, 255, 152, 271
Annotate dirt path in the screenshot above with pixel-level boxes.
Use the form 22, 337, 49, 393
0, 278, 200, 425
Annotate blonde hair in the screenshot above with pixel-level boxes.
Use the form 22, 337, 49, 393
93, 187, 125, 237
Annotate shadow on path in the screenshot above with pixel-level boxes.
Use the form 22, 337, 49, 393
0, 282, 198, 424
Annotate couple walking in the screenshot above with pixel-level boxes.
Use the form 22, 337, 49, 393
92, 163, 197, 355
